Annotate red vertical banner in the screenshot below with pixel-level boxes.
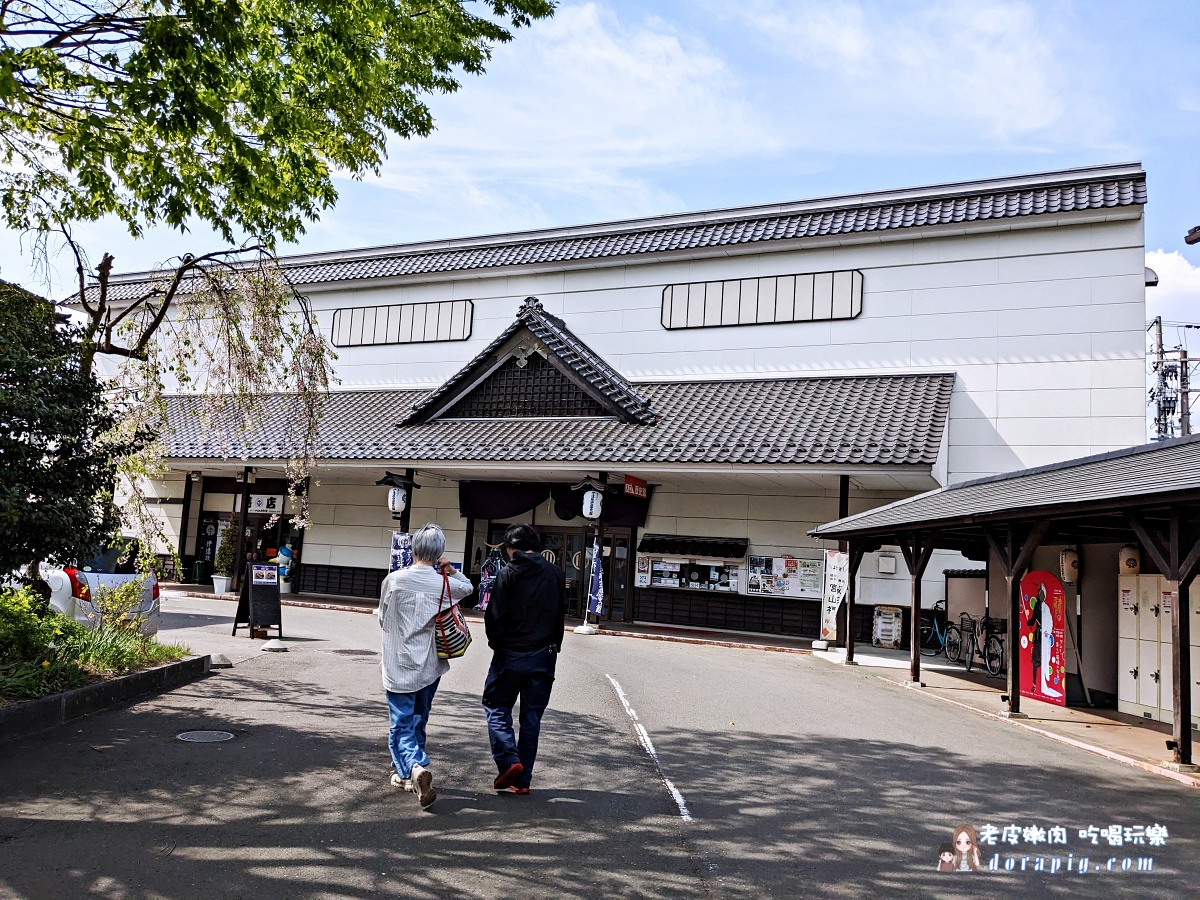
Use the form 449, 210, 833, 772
1019, 571, 1067, 706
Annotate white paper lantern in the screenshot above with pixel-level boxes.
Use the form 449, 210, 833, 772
388, 486, 407, 518
582, 489, 603, 519
1059, 548, 1079, 583
1119, 545, 1140, 575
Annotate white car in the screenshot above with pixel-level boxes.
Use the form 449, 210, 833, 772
42, 548, 161, 636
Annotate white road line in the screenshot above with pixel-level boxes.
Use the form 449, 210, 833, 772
605, 674, 693, 823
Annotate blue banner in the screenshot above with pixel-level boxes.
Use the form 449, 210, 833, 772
390, 532, 413, 573
587, 537, 605, 617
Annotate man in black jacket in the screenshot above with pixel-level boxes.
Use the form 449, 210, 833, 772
482, 523, 566, 794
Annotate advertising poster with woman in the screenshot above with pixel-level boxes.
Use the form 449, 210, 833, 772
1019, 571, 1067, 706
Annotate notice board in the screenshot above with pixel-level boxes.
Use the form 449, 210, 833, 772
233, 563, 283, 637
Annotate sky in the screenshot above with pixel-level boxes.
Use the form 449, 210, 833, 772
4, 0, 1200, 343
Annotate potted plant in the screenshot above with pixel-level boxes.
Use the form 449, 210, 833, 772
212, 521, 238, 595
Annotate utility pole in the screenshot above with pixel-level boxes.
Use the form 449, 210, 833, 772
1182, 349, 1191, 436
1153, 316, 1169, 439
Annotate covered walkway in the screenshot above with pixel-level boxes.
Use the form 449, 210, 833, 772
812, 434, 1200, 769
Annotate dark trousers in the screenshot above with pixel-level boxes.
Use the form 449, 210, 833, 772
482, 647, 557, 788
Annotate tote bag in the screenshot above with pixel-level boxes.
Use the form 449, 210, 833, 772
434, 569, 472, 659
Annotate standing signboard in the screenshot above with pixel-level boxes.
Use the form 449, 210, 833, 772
820, 550, 849, 642
233, 563, 283, 638
1019, 570, 1066, 706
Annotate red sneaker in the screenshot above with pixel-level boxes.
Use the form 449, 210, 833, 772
503, 786, 530, 795
493, 762, 524, 791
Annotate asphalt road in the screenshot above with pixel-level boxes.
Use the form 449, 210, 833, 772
0, 594, 1195, 899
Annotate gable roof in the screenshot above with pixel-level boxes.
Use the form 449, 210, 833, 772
164, 372, 955, 467
94, 163, 1145, 301
401, 296, 661, 425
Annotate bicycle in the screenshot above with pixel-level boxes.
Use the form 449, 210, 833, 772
918, 598, 950, 657
951, 612, 1005, 676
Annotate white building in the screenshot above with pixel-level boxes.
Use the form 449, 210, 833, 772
139, 162, 1149, 646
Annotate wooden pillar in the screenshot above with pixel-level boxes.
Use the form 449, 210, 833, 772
899, 534, 937, 685
177, 472, 195, 576
985, 520, 1049, 717
845, 542, 865, 664
1175, 577, 1194, 766
231, 466, 253, 592
398, 467, 415, 535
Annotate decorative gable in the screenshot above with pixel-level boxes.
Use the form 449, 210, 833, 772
401, 297, 660, 425
442, 353, 608, 419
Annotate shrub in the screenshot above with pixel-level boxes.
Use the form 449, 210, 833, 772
213, 519, 240, 577
67, 627, 188, 676
0, 587, 84, 664
91, 577, 147, 632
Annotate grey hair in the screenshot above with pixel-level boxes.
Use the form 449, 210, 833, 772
411, 524, 446, 564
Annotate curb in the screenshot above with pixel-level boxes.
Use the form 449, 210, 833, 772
178, 590, 377, 615
590, 626, 812, 655
810, 654, 1200, 790
0, 655, 211, 745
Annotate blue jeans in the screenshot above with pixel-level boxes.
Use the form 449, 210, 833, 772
482, 647, 557, 788
386, 679, 439, 778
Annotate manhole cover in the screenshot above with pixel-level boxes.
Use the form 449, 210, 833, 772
330, 649, 378, 658
176, 730, 235, 743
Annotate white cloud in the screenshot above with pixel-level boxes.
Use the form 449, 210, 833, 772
727, 0, 1121, 154
1146, 249, 1200, 326
356, 3, 772, 237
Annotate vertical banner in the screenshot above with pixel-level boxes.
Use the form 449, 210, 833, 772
820, 550, 849, 642
587, 536, 605, 617
1019, 570, 1066, 706
390, 532, 413, 573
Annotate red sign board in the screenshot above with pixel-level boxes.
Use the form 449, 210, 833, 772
1019, 570, 1067, 707
623, 475, 648, 499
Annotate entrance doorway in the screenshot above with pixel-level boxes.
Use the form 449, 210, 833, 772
489, 523, 632, 622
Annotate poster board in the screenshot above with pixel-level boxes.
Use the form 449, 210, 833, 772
1019, 570, 1066, 706
233, 563, 283, 637
745, 555, 822, 598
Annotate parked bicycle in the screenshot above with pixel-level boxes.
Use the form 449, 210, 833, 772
946, 612, 1005, 676
918, 598, 950, 657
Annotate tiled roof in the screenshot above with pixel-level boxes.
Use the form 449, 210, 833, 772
164, 373, 955, 467
403, 296, 660, 425
811, 433, 1200, 539
95, 164, 1145, 301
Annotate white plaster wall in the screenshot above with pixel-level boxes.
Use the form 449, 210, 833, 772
301, 475, 467, 571
142, 476, 186, 556
301, 216, 1146, 483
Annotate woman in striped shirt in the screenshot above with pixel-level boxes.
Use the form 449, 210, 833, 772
379, 523, 474, 809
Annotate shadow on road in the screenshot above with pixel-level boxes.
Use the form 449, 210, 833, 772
0, 658, 1193, 898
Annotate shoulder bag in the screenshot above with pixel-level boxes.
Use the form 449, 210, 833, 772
434, 569, 472, 659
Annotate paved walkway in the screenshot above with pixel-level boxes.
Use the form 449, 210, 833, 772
163, 586, 1197, 789
811, 644, 1200, 789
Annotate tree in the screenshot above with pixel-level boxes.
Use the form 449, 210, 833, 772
0, 281, 138, 573
1, 0, 554, 559
1, 0, 555, 242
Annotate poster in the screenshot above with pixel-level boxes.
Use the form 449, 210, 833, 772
1019, 570, 1067, 706
390, 532, 413, 573
251, 564, 279, 585
820, 550, 849, 641
746, 555, 822, 598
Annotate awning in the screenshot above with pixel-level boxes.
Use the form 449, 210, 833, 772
636, 534, 748, 559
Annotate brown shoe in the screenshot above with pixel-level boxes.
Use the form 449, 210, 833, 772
411, 765, 436, 809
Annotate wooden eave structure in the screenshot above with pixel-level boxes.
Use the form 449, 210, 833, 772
811, 434, 1200, 768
